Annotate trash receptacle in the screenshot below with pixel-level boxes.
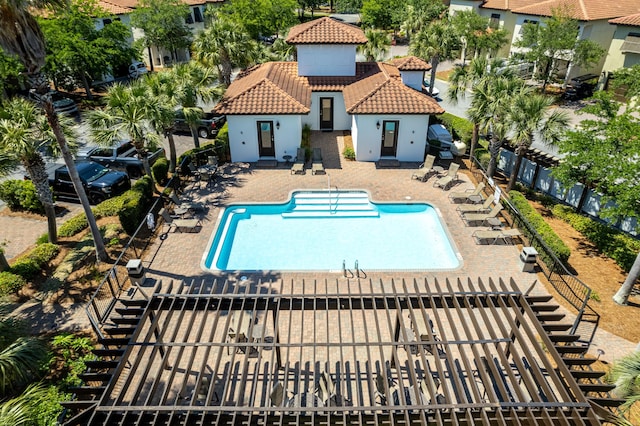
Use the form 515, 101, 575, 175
126, 259, 146, 286
519, 247, 538, 272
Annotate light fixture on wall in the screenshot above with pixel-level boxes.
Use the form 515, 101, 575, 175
276, 121, 280, 130
376, 120, 380, 130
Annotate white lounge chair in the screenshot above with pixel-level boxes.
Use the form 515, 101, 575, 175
160, 208, 201, 233
472, 228, 522, 245
290, 147, 306, 174
462, 204, 503, 226
312, 147, 325, 175
457, 197, 493, 216
411, 154, 436, 182
433, 163, 460, 190
449, 182, 485, 203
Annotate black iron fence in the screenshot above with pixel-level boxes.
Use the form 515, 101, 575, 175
470, 158, 600, 345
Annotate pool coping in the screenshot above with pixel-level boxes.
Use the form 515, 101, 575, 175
200, 188, 464, 274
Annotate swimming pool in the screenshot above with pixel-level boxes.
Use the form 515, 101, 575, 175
203, 190, 461, 272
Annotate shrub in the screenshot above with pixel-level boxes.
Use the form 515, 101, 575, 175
58, 213, 88, 237
36, 233, 49, 245
0, 271, 26, 295
10, 259, 40, 280
343, 146, 355, 160
438, 113, 474, 144
118, 176, 154, 235
215, 122, 230, 162
0, 179, 45, 214
93, 195, 126, 218
152, 157, 169, 184
552, 204, 640, 272
26, 243, 59, 265
510, 191, 571, 262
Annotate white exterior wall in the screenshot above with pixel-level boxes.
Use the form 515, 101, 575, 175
448, 0, 479, 14
297, 45, 357, 76
567, 20, 614, 79
510, 14, 541, 56
227, 115, 303, 162
304, 92, 350, 130
603, 25, 640, 73
352, 115, 429, 162
399, 71, 425, 91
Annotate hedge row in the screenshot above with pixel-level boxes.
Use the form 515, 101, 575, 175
552, 204, 640, 272
152, 157, 169, 185
437, 113, 474, 145
0, 243, 60, 295
509, 191, 571, 263
0, 180, 45, 214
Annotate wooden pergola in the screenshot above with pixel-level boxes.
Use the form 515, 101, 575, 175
64, 277, 612, 425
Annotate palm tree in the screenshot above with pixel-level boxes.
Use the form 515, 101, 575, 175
0, 383, 49, 425
410, 19, 460, 97
358, 28, 391, 62
88, 81, 161, 181
144, 72, 180, 173
0, 98, 77, 243
448, 57, 512, 165
608, 350, 640, 415
168, 62, 223, 149
0, 0, 108, 261
506, 93, 569, 192
192, 12, 260, 86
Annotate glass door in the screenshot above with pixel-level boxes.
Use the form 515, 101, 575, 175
257, 121, 275, 157
320, 97, 333, 131
380, 120, 398, 157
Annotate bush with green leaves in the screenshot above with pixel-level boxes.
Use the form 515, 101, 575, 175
215, 122, 230, 161
343, 146, 355, 160
118, 176, 154, 235
93, 195, 126, 217
58, 213, 89, 237
552, 204, 640, 272
0, 271, 27, 295
51, 333, 96, 390
58, 193, 127, 238
26, 243, 59, 265
7, 243, 59, 282
0, 179, 45, 214
510, 191, 571, 262
152, 157, 169, 185
437, 113, 474, 144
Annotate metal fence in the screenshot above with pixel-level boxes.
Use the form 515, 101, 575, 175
85, 163, 188, 339
471, 159, 600, 345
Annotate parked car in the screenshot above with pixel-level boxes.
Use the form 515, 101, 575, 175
174, 108, 226, 139
129, 61, 148, 79
78, 140, 165, 179
422, 79, 440, 98
564, 73, 599, 100
28, 90, 79, 116
49, 161, 131, 204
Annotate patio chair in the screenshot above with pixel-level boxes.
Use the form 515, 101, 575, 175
411, 154, 436, 182
311, 147, 325, 175
315, 371, 336, 405
456, 197, 493, 216
199, 169, 214, 189
462, 204, 503, 226
207, 155, 218, 167
169, 191, 206, 215
159, 208, 201, 233
291, 148, 306, 174
449, 182, 485, 203
433, 163, 460, 190
472, 228, 522, 245
270, 383, 294, 407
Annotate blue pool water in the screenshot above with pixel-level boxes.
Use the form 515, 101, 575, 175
203, 190, 460, 271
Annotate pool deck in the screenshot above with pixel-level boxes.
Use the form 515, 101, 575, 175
143, 131, 636, 363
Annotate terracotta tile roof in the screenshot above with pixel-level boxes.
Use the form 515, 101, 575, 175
214, 62, 444, 115
216, 63, 311, 115
285, 16, 367, 45
388, 56, 432, 71
99, 0, 132, 14
344, 64, 443, 115
610, 13, 640, 26
215, 61, 443, 116
482, 0, 640, 21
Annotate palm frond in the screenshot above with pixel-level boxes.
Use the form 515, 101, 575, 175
0, 337, 47, 394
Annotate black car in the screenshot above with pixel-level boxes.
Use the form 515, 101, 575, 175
49, 161, 131, 204
174, 108, 226, 139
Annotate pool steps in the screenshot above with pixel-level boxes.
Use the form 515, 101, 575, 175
282, 192, 379, 218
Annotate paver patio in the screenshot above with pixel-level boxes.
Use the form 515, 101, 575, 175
142, 131, 635, 363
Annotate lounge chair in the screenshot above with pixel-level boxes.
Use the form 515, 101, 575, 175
462, 204, 503, 226
290, 147, 306, 174
472, 228, 522, 245
433, 163, 460, 190
411, 154, 436, 182
169, 191, 206, 214
160, 208, 201, 233
449, 182, 485, 203
311, 147, 325, 175
456, 197, 493, 216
